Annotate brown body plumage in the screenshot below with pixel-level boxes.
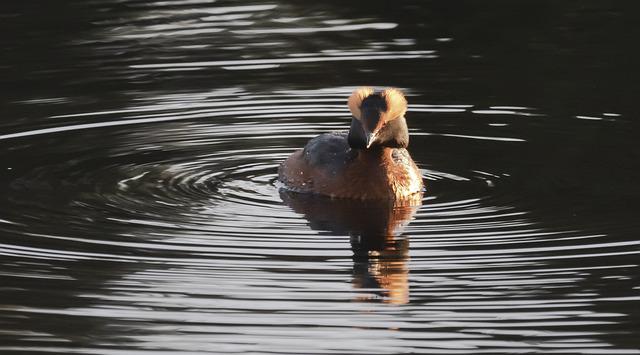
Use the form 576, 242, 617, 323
278, 87, 423, 201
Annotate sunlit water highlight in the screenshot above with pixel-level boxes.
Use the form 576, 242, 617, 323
1, 1, 639, 354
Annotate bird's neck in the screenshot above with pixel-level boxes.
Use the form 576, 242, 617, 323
355, 146, 396, 163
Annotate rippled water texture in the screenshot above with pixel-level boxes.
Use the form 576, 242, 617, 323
1, 1, 639, 354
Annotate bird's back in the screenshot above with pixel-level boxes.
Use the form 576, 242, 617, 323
278, 132, 422, 200
302, 132, 355, 171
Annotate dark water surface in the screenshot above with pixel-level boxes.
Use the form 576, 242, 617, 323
1, 1, 639, 354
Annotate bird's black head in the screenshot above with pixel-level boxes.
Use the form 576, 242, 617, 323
347, 87, 409, 150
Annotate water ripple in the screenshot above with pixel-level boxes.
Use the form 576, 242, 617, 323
1, 0, 639, 351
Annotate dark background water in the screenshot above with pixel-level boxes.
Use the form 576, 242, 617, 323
1, 1, 639, 354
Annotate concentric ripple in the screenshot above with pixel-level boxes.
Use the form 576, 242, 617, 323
1, 0, 639, 353
1, 88, 638, 354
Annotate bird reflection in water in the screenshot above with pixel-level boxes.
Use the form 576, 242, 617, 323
280, 191, 421, 304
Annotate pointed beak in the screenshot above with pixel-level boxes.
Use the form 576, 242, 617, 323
361, 107, 382, 149
365, 131, 377, 148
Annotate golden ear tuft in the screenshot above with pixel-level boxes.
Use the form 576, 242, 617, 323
381, 88, 408, 121
347, 87, 374, 120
